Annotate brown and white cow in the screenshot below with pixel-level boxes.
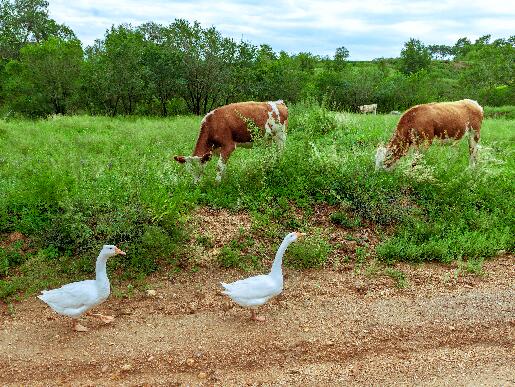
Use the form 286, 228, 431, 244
174, 100, 288, 182
375, 99, 483, 170
359, 104, 377, 114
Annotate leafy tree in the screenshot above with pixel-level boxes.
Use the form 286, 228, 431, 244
137, 22, 187, 115
257, 44, 276, 61
0, 0, 75, 60
0, 9, 513, 116
223, 40, 258, 104
137, 21, 166, 44
81, 41, 116, 115
458, 37, 515, 105
82, 25, 146, 115
165, 20, 239, 114
4, 37, 82, 116
428, 44, 453, 60
104, 25, 146, 115
315, 65, 383, 111
250, 48, 312, 103
375, 71, 409, 111
452, 37, 472, 59
276, 51, 313, 102
140, 42, 184, 116
333, 46, 349, 69
475, 34, 491, 46
400, 38, 432, 74
345, 66, 384, 109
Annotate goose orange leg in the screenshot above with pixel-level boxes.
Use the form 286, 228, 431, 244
250, 309, 265, 322
73, 320, 89, 332
89, 313, 115, 323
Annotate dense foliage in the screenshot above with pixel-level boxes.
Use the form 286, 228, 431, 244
0, 0, 514, 118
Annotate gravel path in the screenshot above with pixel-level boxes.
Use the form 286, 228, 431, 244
1, 255, 513, 386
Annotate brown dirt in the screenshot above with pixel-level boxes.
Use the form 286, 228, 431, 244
1, 210, 514, 386
0, 231, 29, 250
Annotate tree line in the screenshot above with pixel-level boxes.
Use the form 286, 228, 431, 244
1, 0, 514, 118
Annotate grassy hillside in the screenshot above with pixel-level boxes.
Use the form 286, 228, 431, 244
0, 104, 513, 300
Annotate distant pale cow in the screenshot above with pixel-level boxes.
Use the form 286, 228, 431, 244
359, 104, 377, 114
375, 99, 483, 170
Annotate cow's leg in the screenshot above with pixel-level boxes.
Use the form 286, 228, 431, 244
184, 157, 206, 184
272, 122, 287, 150
216, 143, 236, 183
215, 157, 226, 183
411, 145, 424, 167
468, 127, 480, 166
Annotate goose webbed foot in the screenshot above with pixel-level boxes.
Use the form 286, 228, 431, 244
250, 309, 265, 322
73, 321, 89, 332
90, 313, 115, 324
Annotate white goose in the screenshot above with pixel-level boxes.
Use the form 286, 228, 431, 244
38, 245, 126, 332
221, 232, 304, 321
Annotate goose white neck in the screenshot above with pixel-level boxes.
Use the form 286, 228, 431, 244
95, 252, 110, 286
270, 237, 294, 278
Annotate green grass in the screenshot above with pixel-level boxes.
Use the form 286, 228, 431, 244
484, 105, 515, 120
0, 104, 513, 300
384, 267, 409, 288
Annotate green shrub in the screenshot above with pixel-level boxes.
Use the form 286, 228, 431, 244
285, 234, 331, 269
463, 257, 485, 276
217, 236, 260, 271
0, 241, 27, 277
288, 101, 339, 135
330, 211, 361, 228
0, 249, 9, 276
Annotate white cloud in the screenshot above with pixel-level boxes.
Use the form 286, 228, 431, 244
47, 0, 515, 60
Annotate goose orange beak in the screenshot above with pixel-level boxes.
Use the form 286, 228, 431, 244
294, 232, 306, 238
115, 247, 126, 256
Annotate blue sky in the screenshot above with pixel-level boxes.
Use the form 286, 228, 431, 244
48, 0, 515, 60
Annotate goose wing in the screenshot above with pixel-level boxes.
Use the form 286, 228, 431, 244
221, 274, 281, 300
38, 280, 98, 310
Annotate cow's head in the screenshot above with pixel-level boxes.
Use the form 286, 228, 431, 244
174, 153, 212, 182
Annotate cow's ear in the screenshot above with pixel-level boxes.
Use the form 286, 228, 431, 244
174, 156, 186, 164
200, 153, 212, 163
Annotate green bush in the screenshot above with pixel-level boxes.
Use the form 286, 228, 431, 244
288, 101, 339, 135
330, 211, 361, 228
285, 234, 332, 269
216, 233, 260, 271
0, 241, 27, 277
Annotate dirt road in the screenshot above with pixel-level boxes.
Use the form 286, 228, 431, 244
1, 252, 514, 386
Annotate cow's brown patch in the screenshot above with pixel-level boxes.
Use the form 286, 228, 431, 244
176, 101, 288, 181
382, 99, 483, 168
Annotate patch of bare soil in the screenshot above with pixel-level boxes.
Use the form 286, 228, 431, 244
0, 210, 514, 386
0, 232, 30, 251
